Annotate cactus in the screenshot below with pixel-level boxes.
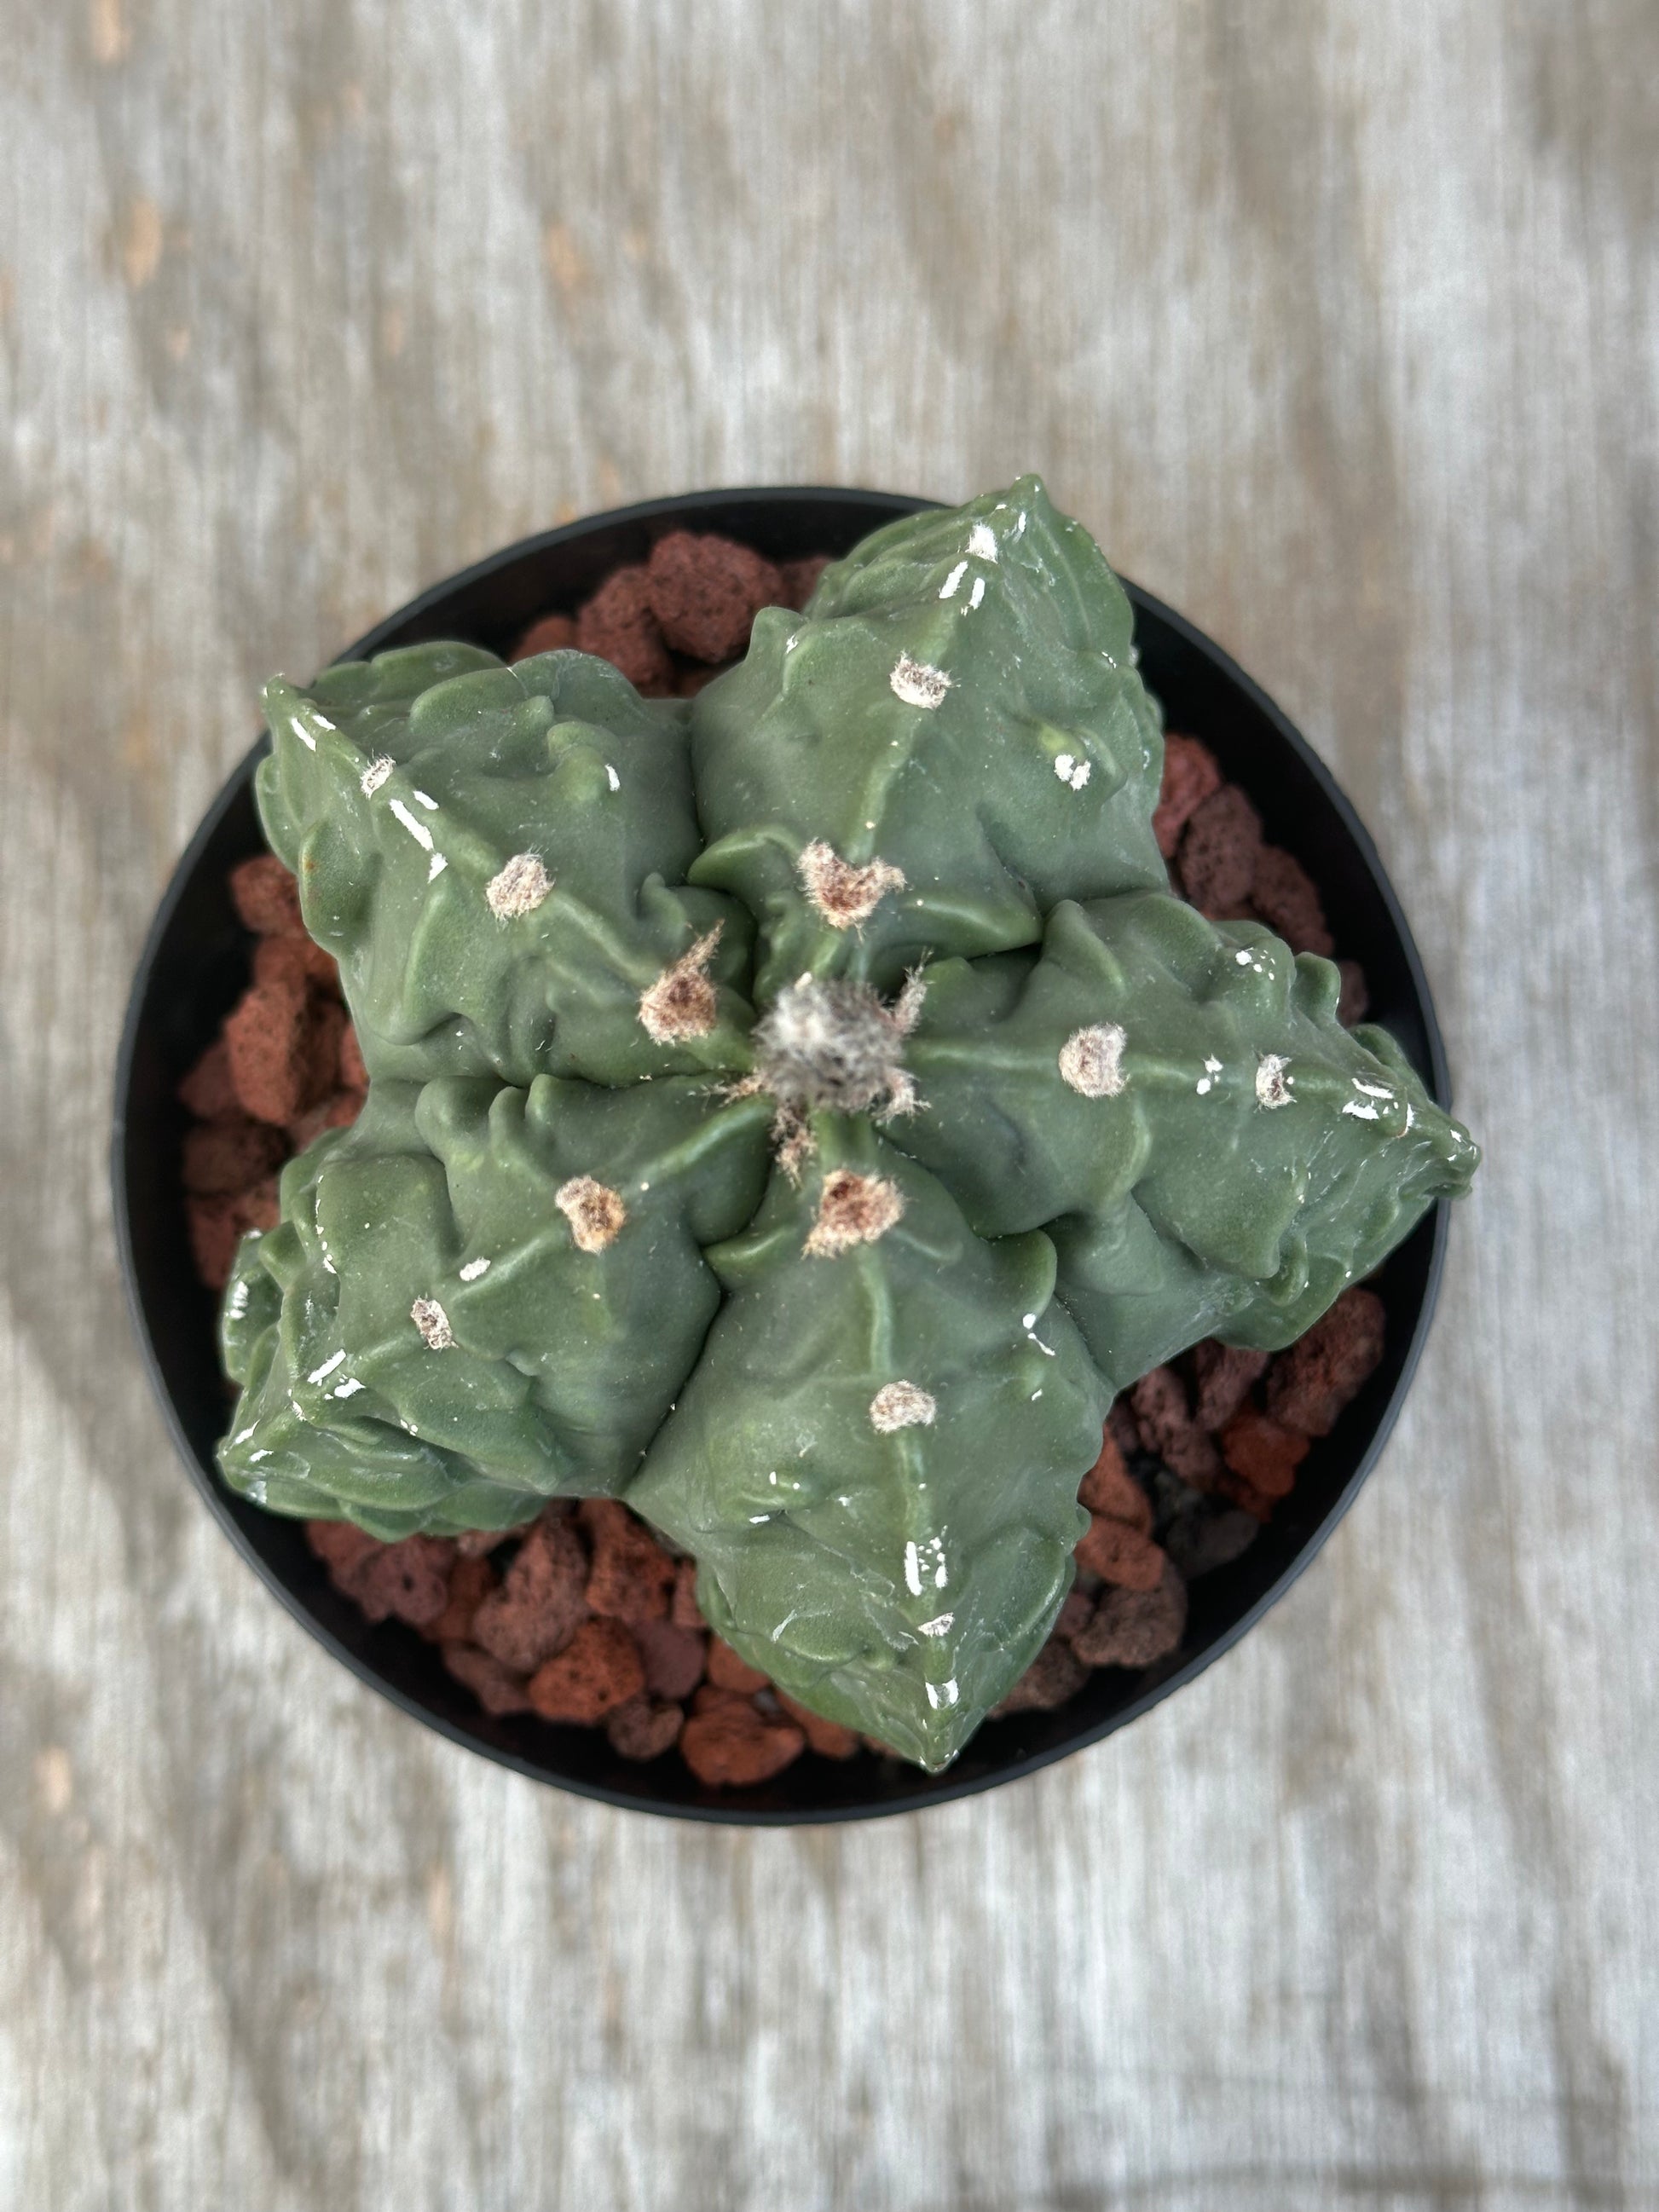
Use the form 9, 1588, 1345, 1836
218, 476, 1479, 1769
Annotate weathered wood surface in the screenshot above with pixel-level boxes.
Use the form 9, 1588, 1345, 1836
3, 3, 1656, 2205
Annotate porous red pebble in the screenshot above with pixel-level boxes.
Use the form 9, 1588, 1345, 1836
1190, 1341, 1270, 1432
224, 979, 340, 1127
1130, 1366, 1223, 1490
1052, 1588, 1096, 1643
527, 1616, 646, 1724
579, 1499, 676, 1625
1153, 733, 1223, 859
442, 1643, 535, 1717
512, 612, 579, 660
633, 1617, 708, 1701
1266, 1287, 1386, 1437
1071, 1563, 1188, 1670
1177, 783, 1263, 912
418, 1553, 497, 1644
306, 1518, 383, 1594
1218, 1406, 1309, 1501
187, 1178, 280, 1290
1251, 845, 1334, 957
777, 554, 830, 610
705, 1637, 770, 1694
228, 854, 304, 936
576, 566, 673, 694
253, 930, 340, 995
1078, 1429, 1153, 1530
286, 1089, 365, 1151
177, 1038, 240, 1120
1075, 1513, 1166, 1592
471, 1514, 589, 1672
351, 1534, 458, 1627
645, 530, 783, 661
993, 1634, 1089, 1714
776, 1692, 860, 1760
181, 1116, 286, 1197
679, 1700, 806, 1787
670, 1557, 704, 1630
605, 1694, 685, 1761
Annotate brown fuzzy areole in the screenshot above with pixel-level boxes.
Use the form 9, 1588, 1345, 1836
556, 1175, 627, 1253
410, 1297, 454, 1349
797, 840, 907, 930
638, 924, 724, 1043
868, 1380, 937, 1432
1059, 1022, 1128, 1099
486, 852, 553, 920
805, 1169, 905, 1256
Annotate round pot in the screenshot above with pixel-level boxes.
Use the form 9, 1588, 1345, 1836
113, 487, 1454, 1824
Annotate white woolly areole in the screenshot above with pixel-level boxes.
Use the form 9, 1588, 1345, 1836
411, 1297, 453, 1349
889, 653, 951, 709
486, 852, 552, 919
751, 973, 921, 1118
555, 1175, 627, 1253
361, 755, 395, 796
1059, 1023, 1128, 1099
1256, 1054, 1293, 1108
797, 840, 907, 928
870, 1380, 937, 1433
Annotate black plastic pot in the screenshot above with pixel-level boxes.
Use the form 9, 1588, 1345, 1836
113, 487, 1454, 1824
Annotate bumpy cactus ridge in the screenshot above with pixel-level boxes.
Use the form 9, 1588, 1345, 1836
217, 476, 1479, 1769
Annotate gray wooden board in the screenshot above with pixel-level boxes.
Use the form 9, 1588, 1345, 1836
2, 3, 1656, 2205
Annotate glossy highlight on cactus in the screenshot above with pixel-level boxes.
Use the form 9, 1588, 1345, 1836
217, 476, 1479, 1770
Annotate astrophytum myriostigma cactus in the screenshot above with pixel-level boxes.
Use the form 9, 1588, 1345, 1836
217, 476, 1479, 1770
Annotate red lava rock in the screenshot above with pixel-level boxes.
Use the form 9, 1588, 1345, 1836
286, 1089, 365, 1151
527, 1617, 646, 1724
224, 979, 320, 1125
1251, 845, 1334, 956
1053, 1588, 1096, 1642
229, 854, 304, 936
512, 612, 579, 660
1266, 1287, 1386, 1438
689, 1684, 753, 1718
1130, 1366, 1223, 1491
442, 1643, 535, 1717
1219, 1407, 1310, 1501
1178, 783, 1263, 913
1190, 1341, 1271, 1432
454, 1523, 527, 1557
338, 1021, 367, 1093
992, 1634, 1090, 1714
1106, 1400, 1142, 1460
1072, 1563, 1188, 1670
1076, 1513, 1166, 1591
576, 566, 673, 695
670, 1557, 705, 1630
253, 930, 340, 996
181, 1116, 286, 1197
680, 1700, 806, 1786
1336, 959, 1370, 1026
775, 1692, 860, 1760
418, 1553, 497, 1644
351, 1534, 458, 1626
605, 1694, 685, 1761
177, 1038, 240, 1119
645, 530, 783, 661
471, 1515, 589, 1673
1078, 1429, 1153, 1531
187, 1178, 280, 1289
706, 1637, 770, 1694
1153, 733, 1223, 859
306, 1518, 383, 1593
776, 553, 830, 610
1162, 1496, 1261, 1576
633, 1618, 707, 1701
578, 1499, 676, 1625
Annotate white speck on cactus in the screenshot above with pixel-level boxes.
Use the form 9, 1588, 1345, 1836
1353, 1079, 1393, 1100
797, 840, 906, 928
361, 756, 394, 796
332, 1377, 363, 1398
459, 1257, 491, 1280
916, 1613, 955, 1637
1053, 754, 1091, 792
968, 576, 986, 610
925, 1678, 960, 1709
413, 790, 438, 810
968, 522, 997, 561
1235, 949, 1253, 966
806, 1169, 905, 1256
390, 798, 434, 851
871, 1381, 937, 1434
939, 561, 968, 600
486, 852, 552, 919
1342, 1099, 1380, 1122
427, 852, 447, 881
556, 1175, 627, 1253
1257, 1055, 1293, 1108
890, 653, 951, 709
605, 763, 621, 791
1059, 1023, 1127, 1098
307, 1349, 345, 1385
411, 1297, 453, 1349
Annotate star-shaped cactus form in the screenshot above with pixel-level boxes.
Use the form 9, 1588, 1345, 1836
218, 477, 1478, 1769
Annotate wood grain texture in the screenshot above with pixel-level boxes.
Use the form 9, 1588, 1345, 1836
3, 3, 1656, 2205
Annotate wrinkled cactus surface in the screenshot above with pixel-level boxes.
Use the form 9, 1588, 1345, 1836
218, 477, 1478, 1769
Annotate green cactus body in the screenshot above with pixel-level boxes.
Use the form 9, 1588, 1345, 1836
219, 480, 1479, 1769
